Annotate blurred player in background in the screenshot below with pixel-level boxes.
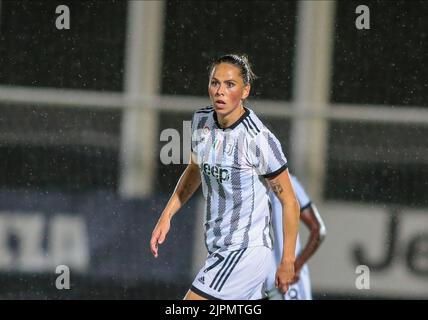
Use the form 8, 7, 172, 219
267, 174, 326, 300
150, 54, 300, 300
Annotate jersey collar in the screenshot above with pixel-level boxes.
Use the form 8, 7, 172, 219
213, 107, 250, 131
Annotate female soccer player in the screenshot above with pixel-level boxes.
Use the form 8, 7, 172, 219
150, 54, 300, 300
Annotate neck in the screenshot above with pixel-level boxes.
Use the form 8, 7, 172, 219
217, 106, 245, 129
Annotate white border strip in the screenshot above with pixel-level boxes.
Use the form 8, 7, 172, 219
1, 86, 428, 124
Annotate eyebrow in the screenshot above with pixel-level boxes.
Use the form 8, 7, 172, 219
211, 77, 237, 83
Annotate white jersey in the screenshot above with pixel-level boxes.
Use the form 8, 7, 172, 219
268, 175, 313, 300
191, 106, 288, 254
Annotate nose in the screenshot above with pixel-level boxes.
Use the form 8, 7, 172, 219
215, 83, 225, 96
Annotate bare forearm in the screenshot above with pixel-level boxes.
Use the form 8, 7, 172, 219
267, 170, 300, 263
295, 230, 323, 270
161, 164, 201, 220
281, 200, 300, 263
267, 169, 299, 293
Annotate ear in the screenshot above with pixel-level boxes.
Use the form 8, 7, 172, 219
242, 84, 251, 100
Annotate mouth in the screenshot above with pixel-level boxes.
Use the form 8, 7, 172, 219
215, 100, 226, 105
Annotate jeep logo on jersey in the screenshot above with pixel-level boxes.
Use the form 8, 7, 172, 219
201, 163, 230, 183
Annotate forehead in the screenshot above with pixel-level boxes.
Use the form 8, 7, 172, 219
210, 63, 242, 80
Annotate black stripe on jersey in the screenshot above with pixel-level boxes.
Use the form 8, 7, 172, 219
267, 133, 286, 166
212, 250, 241, 291
197, 116, 208, 130
262, 215, 269, 247
243, 118, 258, 137
263, 163, 288, 179
217, 249, 246, 292
209, 251, 237, 290
243, 117, 255, 131
242, 120, 254, 138
248, 116, 261, 133
199, 106, 213, 111
190, 285, 221, 300
212, 178, 226, 249
196, 106, 214, 114
240, 173, 253, 249
224, 143, 243, 247
255, 143, 261, 159
203, 173, 213, 251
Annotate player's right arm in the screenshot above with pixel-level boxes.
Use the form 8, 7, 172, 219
292, 203, 326, 283
150, 153, 201, 258
267, 169, 300, 294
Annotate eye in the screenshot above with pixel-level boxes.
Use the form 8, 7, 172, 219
210, 80, 219, 86
226, 82, 235, 88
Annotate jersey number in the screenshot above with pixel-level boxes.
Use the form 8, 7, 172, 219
204, 253, 225, 273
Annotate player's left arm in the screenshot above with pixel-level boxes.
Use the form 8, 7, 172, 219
266, 168, 300, 294
292, 204, 327, 283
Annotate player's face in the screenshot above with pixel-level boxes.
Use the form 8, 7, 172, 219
208, 63, 250, 117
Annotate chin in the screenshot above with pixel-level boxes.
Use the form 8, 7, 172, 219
213, 104, 234, 116
214, 107, 226, 113
213, 106, 229, 115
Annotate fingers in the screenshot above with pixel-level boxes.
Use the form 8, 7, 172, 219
150, 233, 159, 258
151, 227, 168, 258
150, 229, 163, 258
276, 282, 289, 294
282, 283, 289, 294
150, 218, 170, 258
275, 275, 292, 294
158, 231, 166, 245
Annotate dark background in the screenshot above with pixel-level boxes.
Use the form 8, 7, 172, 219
0, 0, 427, 299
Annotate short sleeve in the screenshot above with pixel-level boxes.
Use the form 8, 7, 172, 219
248, 129, 288, 178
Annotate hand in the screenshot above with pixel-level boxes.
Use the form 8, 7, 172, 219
150, 216, 171, 258
275, 260, 295, 294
